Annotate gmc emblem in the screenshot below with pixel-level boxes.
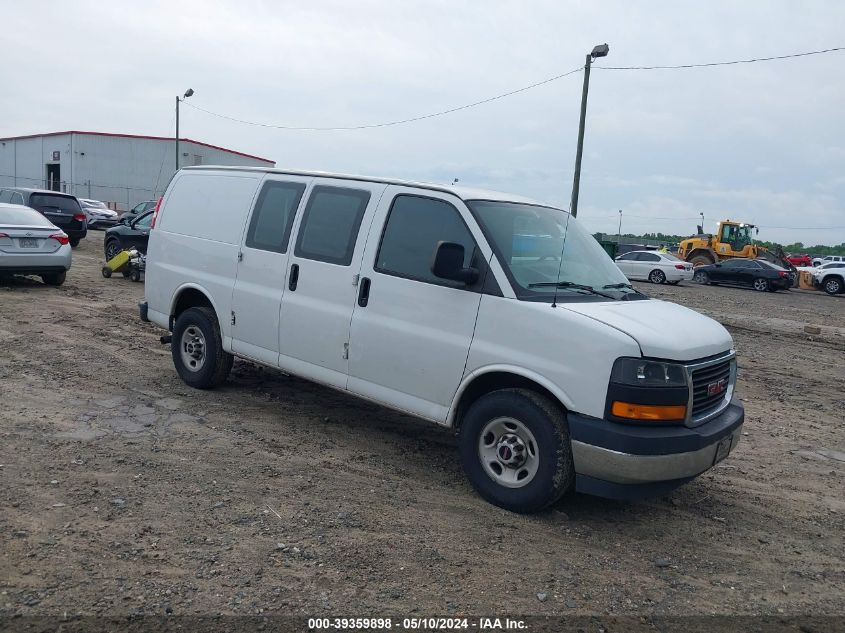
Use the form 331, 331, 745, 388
707, 378, 728, 397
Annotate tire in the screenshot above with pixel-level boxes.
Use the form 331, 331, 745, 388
823, 277, 844, 296
122, 270, 131, 278
130, 268, 141, 282
104, 239, 122, 261
693, 270, 710, 284
459, 388, 574, 513
752, 278, 770, 292
689, 255, 714, 267
171, 307, 233, 389
69, 238, 80, 248
41, 271, 66, 286
648, 269, 667, 284
667, 280, 680, 285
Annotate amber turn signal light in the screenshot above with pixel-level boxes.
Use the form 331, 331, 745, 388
611, 402, 687, 421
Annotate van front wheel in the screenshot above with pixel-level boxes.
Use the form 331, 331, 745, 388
171, 307, 233, 389
459, 388, 574, 513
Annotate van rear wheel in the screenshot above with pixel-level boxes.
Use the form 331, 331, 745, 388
171, 307, 233, 389
459, 389, 574, 513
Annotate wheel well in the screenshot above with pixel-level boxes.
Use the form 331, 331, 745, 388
453, 372, 565, 430
687, 248, 716, 264
172, 288, 214, 323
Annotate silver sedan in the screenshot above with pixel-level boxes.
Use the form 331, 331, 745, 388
0, 203, 72, 285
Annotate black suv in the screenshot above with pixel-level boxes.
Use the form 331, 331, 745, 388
0, 187, 87, 247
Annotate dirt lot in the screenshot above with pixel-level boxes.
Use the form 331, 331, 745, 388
1, 232, 844, 622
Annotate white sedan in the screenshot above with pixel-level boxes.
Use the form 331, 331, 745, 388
0, 203, 72, 285
615, 250, 694, 285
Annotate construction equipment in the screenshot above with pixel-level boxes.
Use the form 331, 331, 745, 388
677, 220, 764, 267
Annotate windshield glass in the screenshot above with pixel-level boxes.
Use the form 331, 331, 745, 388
82, 199, 107, 209
468, 200, 636, 301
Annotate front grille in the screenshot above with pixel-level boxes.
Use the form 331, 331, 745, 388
690, 358, 732, 419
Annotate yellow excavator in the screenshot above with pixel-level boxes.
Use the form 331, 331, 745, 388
677, 220, 765, 267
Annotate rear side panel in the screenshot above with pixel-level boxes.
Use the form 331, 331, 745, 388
145, 170, 264, 345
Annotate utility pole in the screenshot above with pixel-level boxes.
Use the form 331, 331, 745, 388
570, 43, 609, 218
175, 88, 194, 173
617, 209, 623, 244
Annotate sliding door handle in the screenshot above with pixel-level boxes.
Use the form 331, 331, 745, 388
288, 263, 299, 291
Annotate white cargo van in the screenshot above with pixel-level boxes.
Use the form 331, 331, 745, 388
142, 167, 743, 512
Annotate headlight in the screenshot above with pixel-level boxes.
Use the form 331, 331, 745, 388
610, 358, 687, 387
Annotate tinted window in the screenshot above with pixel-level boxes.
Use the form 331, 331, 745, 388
11, 193, 24, 205
29, 194, 81, 212
245, 181, 306, 253
134, 213, 153, 229
376, 195, 476, 284
637, 252, 660, 262
616, 252, 637, 261
294, 186, 370, 265
722, 259, 745, 268
0, 190, 11, 203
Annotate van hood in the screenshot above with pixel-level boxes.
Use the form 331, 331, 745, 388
562, 299, 732, 361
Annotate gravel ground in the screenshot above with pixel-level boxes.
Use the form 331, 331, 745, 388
1, 232, 843, 623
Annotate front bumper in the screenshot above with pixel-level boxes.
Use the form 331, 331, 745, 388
569, 399, 744, 501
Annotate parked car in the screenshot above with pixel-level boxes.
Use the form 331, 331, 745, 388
811, 255, 845, 267
785, 253, 812, 267
0, 188, 86, 247
693, 258, 791, 292
142, 167, 744, 512
614, 250, 694, 285
118, 200, 157, 224
813, 262, 845, 295
80, 198, 118, 229
0, 203, 71, 285
104, 211, 152, 260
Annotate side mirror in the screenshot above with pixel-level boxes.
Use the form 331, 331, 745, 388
431, 241, 479, 285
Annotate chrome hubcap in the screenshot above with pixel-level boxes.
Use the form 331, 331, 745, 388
180, 326, 206, 372
826, 280, 839, 293
754, 279, 766, 291
478, 417, 539, 488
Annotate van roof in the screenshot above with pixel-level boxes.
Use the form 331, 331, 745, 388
181, 166, 553, 207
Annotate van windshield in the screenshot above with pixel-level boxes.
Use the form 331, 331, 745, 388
468, 200, 639, 302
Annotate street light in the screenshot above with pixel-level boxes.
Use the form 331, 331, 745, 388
617, 209, 623, 244
699, 211, 705, 233
175, 88, 194, 172
570, 43, 609, 219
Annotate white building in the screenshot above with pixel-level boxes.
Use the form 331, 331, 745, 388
0, 131, 275, 210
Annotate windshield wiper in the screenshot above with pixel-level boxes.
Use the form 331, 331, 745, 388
527, 281, 617, 300
602, 282, 634, 290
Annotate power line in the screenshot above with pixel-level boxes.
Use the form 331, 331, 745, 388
596, 46, 845, 71
182, 45, 844, 132
184, 66, 584, 131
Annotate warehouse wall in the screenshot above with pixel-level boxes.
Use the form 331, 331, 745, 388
0, 134, 274, 211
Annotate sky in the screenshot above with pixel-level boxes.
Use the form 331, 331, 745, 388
2, 0, 844, 246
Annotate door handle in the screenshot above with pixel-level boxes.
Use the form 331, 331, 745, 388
288, 263, 299, 291
357, 277, 371, 307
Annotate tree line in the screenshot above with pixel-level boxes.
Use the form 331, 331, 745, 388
599, 232, 845, 256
